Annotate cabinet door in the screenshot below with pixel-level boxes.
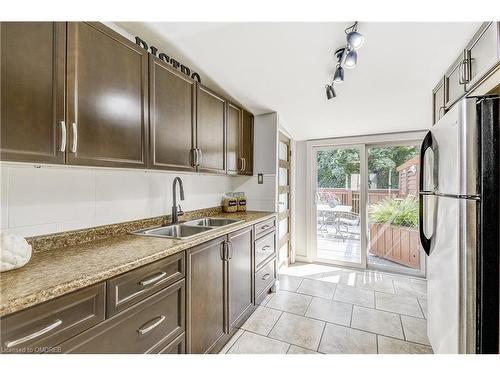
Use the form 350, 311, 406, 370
228, 226, 253, 329
241, 110, 254, 175
149, 55, 195, 171
186, 236, 226, 353
196, 85, 226, 173
66, 22, 148, 168
226, 102, 241, 175
445, 54, 466, 108
1, 22, 66, 164
465, 22, 500, 90
432, 78, 446, 125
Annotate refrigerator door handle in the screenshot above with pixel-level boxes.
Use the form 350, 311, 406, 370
419, 131, 434, 255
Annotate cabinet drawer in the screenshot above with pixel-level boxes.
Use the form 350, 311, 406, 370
61, 279, 185, 354
254, 258, 276, 301
254, 231, 276, 271
107, 251, 185, 317
254, 217, 276, 239
0, 283, 105, 353
157, 332, 185, 354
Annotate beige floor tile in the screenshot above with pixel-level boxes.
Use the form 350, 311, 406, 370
377, 335, 433, 354
279, 262, 331, 279
401, 315, 430, 345
266, 290, 312, 315
351, 305, 404, 339
241, 306, 283, 336
258, 292, 275, 306
333, 284, 375, 308
305, 297, 353, 326
318, 323, 377, 354
269, 312, 325, 350
418, 298, 428, 319
227, 331, 289, 354
393, 280, 427, 299
296, 278, 336, 299
318, 268, 358, 287
278, 275, 303, 292
355, 273, 396, 293
219, 329, 244, 354
375, 292, 423, 318
287, 345, 320, 354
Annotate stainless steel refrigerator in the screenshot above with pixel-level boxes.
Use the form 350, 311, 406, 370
419, 96, 499, 354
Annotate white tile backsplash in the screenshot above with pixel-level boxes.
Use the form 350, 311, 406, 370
0, 164, 275, 238
8, 166, 94, 228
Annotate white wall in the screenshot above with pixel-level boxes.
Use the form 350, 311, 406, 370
0, 163, 236, 237
233, 112, 279, 212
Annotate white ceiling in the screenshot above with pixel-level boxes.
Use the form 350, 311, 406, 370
117, 22, 481, 140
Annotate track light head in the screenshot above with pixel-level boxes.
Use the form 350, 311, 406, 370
346, 22, 364, 50
344, 48, 357, 69
333, 65, 344, 83
325, 84, 336, 100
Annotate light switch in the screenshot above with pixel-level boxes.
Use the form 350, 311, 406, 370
257, 173, 263, 184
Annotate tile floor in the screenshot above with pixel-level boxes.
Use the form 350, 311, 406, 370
220, 262, 433, 354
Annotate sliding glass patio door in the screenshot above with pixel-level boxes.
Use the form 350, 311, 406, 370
311, 145, 367, 268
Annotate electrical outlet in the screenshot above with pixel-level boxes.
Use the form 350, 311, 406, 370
257, 173, 263, 184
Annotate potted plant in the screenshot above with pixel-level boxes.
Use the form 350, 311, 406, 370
368, 196, 420, 269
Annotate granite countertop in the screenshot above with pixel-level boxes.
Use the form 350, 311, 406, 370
0, 211, 276, 317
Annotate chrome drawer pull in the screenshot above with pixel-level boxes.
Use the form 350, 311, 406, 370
5, 319, 63, 348
259, 245, 271, 252
139, 271, 167, 286
261, 273, 271, 281
260, 225, 270, 230
137, 315, 166, 335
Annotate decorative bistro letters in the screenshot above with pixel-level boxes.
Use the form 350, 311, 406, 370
135, 36, 201, 83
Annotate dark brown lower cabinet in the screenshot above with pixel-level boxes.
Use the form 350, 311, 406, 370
228, 227, 253, 329
186, 236, 226, 354
158, 332, 186, 354
60, 279, 185, 354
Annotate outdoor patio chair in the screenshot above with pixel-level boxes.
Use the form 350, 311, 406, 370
336, 212, 361, 241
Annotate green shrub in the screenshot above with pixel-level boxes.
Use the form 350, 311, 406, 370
369, 196, 418, 228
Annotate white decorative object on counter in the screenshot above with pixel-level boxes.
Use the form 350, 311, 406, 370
0, 232, 32, 272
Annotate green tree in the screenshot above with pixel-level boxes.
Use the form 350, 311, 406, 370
316, 146, 418, 189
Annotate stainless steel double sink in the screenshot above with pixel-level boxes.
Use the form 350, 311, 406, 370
131, 217, 243, 240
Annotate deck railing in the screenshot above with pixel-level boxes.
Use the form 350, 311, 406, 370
317, 188, 400, 213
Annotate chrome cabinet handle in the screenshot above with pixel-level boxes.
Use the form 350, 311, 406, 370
71, 123, 78, 153
459, 60, 465, 84
242, 158, 246, 172
228, 241, 233, 260
260, 245, 271, 251
59, 121, 66, 152
197, 148, 203, 165
139, 271, 167, 286
220, 242, 226, 260
261, 225, 270, 230
5, 319, 63, 348
261, 273, 271, 281
137, 315, 166, 335
191, 149, 197, 167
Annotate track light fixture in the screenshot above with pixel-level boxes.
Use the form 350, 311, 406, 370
325, 84, 336, 100
325, 21, 364, 99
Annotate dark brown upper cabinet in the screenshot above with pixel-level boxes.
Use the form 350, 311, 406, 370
66, 22, 148, 168
226, 102, 241, 175
240, 109, 254, 175
149, 55, 196, 171
227, 226, 253, 330
1, 22, 66, 164
196, 84, 226, 174
186, 236, 227, 354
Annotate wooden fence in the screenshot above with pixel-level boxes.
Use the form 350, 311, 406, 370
318, 188, 399, 213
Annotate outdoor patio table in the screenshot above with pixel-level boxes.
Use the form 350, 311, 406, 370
317, 204, 353, 239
